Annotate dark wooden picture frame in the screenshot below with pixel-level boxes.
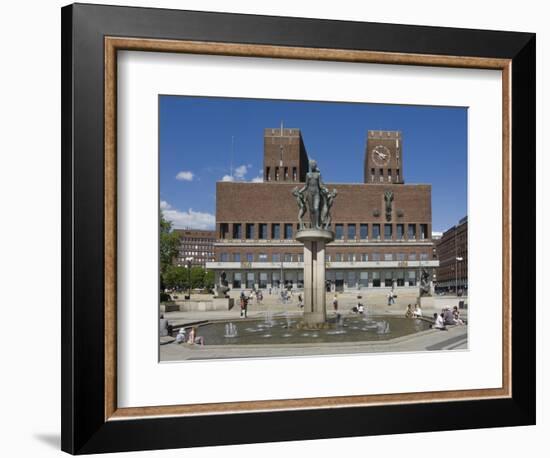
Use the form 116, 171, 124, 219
61, 3, 535, 454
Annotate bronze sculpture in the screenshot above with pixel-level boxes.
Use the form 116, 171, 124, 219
294, 160, 337, 230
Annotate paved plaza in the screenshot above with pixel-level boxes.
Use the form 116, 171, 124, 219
160, 290, 468, 361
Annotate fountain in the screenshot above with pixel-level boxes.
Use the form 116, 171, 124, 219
224, 322, 238, 338
293, 159, 337, 326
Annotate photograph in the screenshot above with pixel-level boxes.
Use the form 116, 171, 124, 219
158, 96, 469, 361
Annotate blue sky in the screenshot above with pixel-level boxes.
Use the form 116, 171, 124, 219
160, 96, 467, 233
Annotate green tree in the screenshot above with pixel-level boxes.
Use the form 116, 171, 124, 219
204, 270, 215, 291
159, 212, 180, 278
190, 267, 205, 289
163, 265, 188, 290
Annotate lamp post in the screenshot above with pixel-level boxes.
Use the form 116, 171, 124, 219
185, 257, 193, 299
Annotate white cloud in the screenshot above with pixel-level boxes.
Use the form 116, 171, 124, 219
221, 163, 254, 182
234, 164, 251, 179
160, 200, 215, 230
251, 176, 263, 183
176, 170, 194, 181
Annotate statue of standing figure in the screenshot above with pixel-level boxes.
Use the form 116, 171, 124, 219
294, 160, 337, 230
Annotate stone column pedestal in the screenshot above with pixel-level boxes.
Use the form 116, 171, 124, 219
296, 228, 334, 326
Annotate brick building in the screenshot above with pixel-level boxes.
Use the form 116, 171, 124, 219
174, 229, 216, 268
434, 216, 468, 293
206, 128, 438, 292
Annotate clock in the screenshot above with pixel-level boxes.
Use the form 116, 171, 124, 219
372, 145, 391, 167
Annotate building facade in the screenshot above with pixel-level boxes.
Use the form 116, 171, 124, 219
174, 229, 216, 268
434, 216, 468, 292
206, 128, 438, 292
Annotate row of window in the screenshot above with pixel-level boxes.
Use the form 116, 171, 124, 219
265, 166, 298, 182
218, 252, 431, 262
219, 222, 429, 241
221, 269, 420, 289
369, 168, 400, 183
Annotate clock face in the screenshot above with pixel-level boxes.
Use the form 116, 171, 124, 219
372, 145, 391, 167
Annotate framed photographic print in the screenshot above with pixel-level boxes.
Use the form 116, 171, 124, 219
61, 3, 536, 454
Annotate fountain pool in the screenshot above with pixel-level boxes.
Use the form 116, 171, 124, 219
195, 315, 430, 346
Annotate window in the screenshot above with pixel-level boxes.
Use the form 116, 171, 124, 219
298, 253, 304, 262
246, 253, 254, 262
284, 253, 293, 262
408, 253, 417, 261
373, 224, 381, 239
219, 223, 229, 239
258, 253, 268, 262
384, 224, 392, 239
396, 253, 405, 261
297, 271, 304, 288
420, 224, 428, 240
232, 223, 242, 239
232, 273, 242, 288
384, 253, 393, 261
420, 253, 429, 261
372, 253, 381, 261
396, 169, 400, 182
284, 223, 293, 239
408, 270, 417, 286
246, 272, 255, 289
284, 167, 289, 180
233, 253, 241, 262
396, 224, 404, 240
360, 224, 368, 240
371, 168, 375, 182
265, 167, 271, 181
388, 168, 392, 182
292, 167, 297, 181
361, 253, 369, 262
259, 272, 268, 289
385, 271, 393, 287
335, 253, 342, 262
272, 272, 280, 288
274, 167, 279, 181
396, 271, 405, 286
346, 271, 357, 288
335, 224, 344, 240
408, 224, 416, 240
271, 223, 280, 239
372, 272, 381, 287
360, 272, 369, 287
220, 253, 229, 262
272, 253, 281, 263
259, 223, 268, 239
347, 224, 356, 240
245, 223, 254, 239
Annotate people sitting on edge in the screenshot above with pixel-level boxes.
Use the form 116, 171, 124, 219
405, 304, 414, 319
413, 304, 423, 318
175, 327, 187, 344
443, 307, 455, 326
452, 305, 465, 325
187, 327, 205, 346
431, 312, 447, 330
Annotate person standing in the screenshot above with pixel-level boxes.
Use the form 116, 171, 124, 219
240, 295, 248, 318
332, 294, 339, 312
